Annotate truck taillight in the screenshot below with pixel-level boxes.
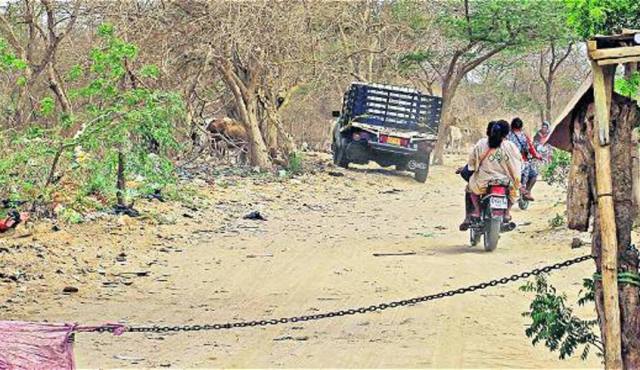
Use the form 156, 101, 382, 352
353, 132, 369, 141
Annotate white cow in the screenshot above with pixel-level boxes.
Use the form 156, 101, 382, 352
446, 126, 464, 154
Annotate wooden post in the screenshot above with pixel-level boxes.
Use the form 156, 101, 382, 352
591, 60, 623, 370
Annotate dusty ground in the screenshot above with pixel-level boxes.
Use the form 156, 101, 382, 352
1, 154, 603, 368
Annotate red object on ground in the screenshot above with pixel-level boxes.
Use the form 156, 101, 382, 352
0, 321, 125, 370
0, 213, 29, 233
0, 219, 11, 232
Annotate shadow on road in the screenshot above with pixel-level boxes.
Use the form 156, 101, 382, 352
346, 166, 415, 179
435, 245, 489, 255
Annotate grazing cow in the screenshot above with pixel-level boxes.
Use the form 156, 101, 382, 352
446, 126, 464, 154
206, 117, 249, 163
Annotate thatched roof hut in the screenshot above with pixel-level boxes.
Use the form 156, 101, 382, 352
547, 76, 638, 151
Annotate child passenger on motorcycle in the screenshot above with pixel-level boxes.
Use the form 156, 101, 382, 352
459, 120, 522, 231
507, 117, 542, 201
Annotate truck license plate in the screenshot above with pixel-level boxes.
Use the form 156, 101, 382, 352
489, 197, 508, 210
387, 136, 401, 146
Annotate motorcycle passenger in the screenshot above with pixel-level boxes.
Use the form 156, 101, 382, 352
457, 121, 494, 229
507, 117, 542, 201
456, 120, 496, 182
460, 120, 522, 231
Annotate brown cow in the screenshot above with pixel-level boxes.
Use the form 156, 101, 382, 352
206, 117, 249, 163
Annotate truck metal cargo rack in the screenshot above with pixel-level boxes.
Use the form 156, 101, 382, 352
340, 82, 442, 135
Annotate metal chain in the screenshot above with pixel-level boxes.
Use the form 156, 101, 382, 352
93, 254, 593, 334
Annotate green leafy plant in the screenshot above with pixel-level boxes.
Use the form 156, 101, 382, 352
66, 23, 185, 207
543, 150, 572, 189
616, 71, 640, 99
566, 0, 640, 39
0, 25, 185, 216
286, 151, 304, 176
549, 213, 566, 228
521, 275, 602, 360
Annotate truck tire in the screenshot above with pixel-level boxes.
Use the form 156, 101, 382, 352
413, 151, 431, 183
483, 216, 502, 252
335, 138, 350, 169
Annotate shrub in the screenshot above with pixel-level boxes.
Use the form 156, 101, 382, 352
542, 150, 571, 189
521, 275, 602, 360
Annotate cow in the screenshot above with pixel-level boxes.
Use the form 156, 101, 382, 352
205, 117, 249, 163
446, 125, 464, 154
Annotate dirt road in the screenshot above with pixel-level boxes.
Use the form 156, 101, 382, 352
2, 155, 600, 368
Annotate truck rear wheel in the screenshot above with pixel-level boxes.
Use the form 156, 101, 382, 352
334, 138, 350, 168
413, 151, 431, 183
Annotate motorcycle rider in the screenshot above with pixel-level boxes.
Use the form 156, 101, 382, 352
460, 120, 522, 231
507, 117, 542, 201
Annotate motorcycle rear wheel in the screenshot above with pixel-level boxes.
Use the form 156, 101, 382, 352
483, 216, 502, 252
518, 196, 529, 210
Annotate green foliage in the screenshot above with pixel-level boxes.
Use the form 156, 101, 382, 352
543, 150, 572, 188
567, 0, 640, 39
66, 23, 184, 204
285, 151, 304, 176
0, 24, 185, 213
0, 38, 27, 71
549, 213, 566, 228
439, 0, 568, 49
0, 129, 59, 202
58, 206, 84, 224
521, 275, 602, 360
39, 97, 55, 116
615, 71, 640, 99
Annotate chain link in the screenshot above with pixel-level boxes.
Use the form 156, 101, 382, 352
93, 254, 592, 334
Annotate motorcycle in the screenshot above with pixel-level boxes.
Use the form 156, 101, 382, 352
470, 180, 516, 251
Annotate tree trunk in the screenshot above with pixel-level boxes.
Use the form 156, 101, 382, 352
245, 111, 273, 169
47, 62, 72, 115
567, 108, 594, 231
432, 88, 456, 165
216, 59, 273, 170
116, 151, 126, 207
567, 94, 640, 367
585, 97, 640, 368
544, 79, 553, 122
608, 97, 640, 369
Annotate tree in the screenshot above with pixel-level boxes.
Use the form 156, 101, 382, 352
538, 2, 576, 121
0, 0, 79, 125
565, 2, 640, 368
68, 24, 183, 208
406, 0, 569, 164
566, 0, 640, 39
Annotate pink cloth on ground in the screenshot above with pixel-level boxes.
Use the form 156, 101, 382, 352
0, 321, 125, 370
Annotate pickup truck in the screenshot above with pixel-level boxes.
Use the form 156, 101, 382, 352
331, 82, 442, 182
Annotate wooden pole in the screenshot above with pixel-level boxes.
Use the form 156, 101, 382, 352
590, 60, 623, 370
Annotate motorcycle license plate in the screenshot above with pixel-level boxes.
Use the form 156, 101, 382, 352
387, 136, 401, 146
489, 197, 508, 209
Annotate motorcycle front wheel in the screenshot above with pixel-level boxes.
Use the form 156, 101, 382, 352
483, 216, 502, 252
518, 196, 529, 210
